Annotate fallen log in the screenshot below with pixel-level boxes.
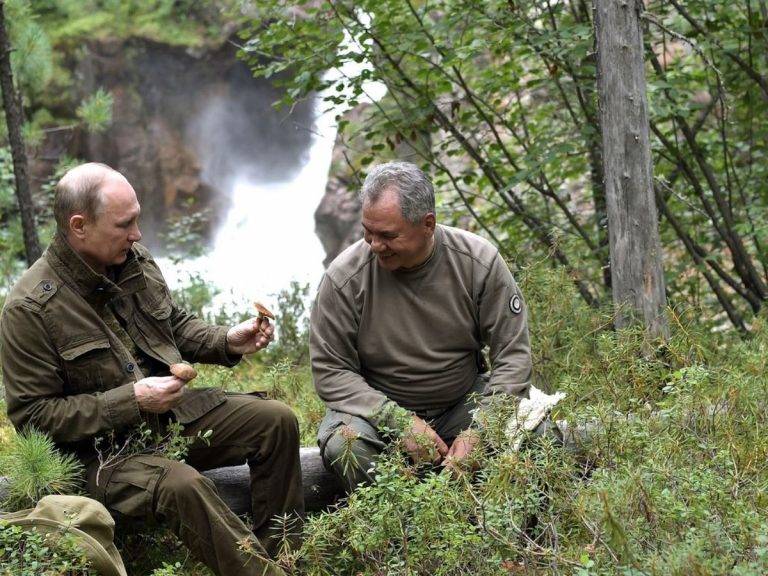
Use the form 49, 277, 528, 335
0, 446, 345, 515
205, 446, 344, 514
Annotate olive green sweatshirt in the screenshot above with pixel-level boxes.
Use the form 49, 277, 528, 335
310, 224, 531, 427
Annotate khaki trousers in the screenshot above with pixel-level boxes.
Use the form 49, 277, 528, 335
85, 394, 304, 576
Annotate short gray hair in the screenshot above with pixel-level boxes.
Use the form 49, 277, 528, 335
360, 161, 435, 223
54, 163, 118, 232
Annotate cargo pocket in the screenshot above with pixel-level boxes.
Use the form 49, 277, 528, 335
99, 455, 170, 520
60, 337, 111, 393
317, 410, 353, 455
172, 388, 227, 425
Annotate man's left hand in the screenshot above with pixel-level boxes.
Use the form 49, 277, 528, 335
443, 429, 482, 476
226, 317, 274, 355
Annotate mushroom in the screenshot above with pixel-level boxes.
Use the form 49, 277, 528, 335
170, 362, 197, 382
253, 301, 275, 337
253, 301, 275, 320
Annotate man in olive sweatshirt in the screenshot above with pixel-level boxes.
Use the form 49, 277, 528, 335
310, 161, 532, 491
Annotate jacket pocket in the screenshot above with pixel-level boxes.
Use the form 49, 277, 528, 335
60, 337, 111, 393
147, 297, 172, 321
172, 388, 227, 424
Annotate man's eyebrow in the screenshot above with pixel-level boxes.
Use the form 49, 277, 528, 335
362, 223, 396, 235
118, 209, 141, 224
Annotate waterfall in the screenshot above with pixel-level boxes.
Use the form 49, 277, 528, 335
159, 30, 385, 318
159, 96, 334, 315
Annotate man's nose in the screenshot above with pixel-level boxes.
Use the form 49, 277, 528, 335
129, 224, 142, 242
370, 236, 385, 252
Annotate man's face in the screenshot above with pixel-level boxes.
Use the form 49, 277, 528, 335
77, 174, 142, 273
362, 188, 435, 271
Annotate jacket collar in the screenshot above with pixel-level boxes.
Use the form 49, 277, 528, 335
47, 234, 147, 300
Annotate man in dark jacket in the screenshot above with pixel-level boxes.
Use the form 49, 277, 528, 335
0, 163, 303, 576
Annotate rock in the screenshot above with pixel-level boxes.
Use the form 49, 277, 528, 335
31, 37, 315, 251
314, 104, 370, 267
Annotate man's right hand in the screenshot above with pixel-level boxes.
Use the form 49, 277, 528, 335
403, 414, 449, 465
133, 376, 186, 413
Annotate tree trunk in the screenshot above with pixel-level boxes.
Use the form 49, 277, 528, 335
0, 0, 41, 265
594, 0, 669, 340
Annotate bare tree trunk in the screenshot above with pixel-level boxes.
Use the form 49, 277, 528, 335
595, 0, 669, 340
0, 0, 41, 265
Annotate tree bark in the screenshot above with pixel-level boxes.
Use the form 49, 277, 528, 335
594, 0, 669, 340
0, 0, 41, 265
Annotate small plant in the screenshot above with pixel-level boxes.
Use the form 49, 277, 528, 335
0, 427, 83, 511
330, 425, 361, 477
149, 561, 185, 576
94, 422, 212, 486
263, 281, 311, 367
0, 521, 90, 575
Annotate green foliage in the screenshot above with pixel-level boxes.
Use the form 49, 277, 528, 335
35, 0, 244, 48
161, 199, 212, 264
149, 561, 186, 576
0, 521, 90, 575
75, 88, 113, 133
93, 421, 212, 480
5, 0, 54, 97
263, 281, 311, 367
0, 428, 83, 512
0, 148, 26, 296
169, 272, 223, 325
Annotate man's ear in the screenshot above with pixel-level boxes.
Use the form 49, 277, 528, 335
423, 212, 436, 233
69, 214, 87, 240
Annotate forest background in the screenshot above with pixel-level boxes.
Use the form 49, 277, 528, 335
0, 0, 767, 575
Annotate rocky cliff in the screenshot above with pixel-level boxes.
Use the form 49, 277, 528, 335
34, 38, 314, 250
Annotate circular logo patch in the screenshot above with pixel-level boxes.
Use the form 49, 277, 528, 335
509, 295, 522, 315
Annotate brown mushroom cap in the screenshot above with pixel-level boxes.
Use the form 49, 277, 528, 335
253, 301, 275, 320
170, 363, 197, 382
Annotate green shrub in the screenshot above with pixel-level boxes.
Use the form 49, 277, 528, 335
0, 428, 82, 512
0, 521, 90, 575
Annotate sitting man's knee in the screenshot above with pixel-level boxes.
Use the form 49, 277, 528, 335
273, 400, 299, 429
263, 401, 300, 445
323, 425, 377, 468
157, 461, 216, 509
248, 399, 299, 433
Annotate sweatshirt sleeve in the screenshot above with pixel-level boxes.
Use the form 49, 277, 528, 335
1, 303, 141, 444
477, 253, 532, 400
310, 274, 393, 427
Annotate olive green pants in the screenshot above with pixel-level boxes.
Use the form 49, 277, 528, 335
319, 376, 489, 492
319, 377, 562, 493
86, 394, 304, 576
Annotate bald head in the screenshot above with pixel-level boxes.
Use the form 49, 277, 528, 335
54, 163, 126, 234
